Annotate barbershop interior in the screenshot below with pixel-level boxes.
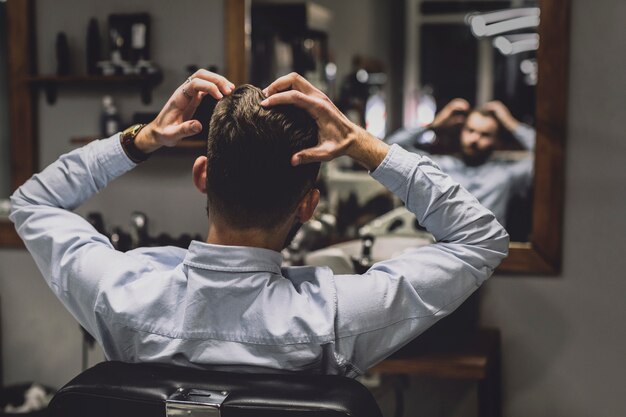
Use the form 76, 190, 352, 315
0, 0, 624, 416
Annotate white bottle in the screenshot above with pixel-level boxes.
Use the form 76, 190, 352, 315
100, 95, 121, 137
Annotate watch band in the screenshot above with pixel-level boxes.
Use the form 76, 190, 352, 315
120, 124, 151, 163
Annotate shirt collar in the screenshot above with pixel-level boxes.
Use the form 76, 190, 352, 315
184, 240, 283, 275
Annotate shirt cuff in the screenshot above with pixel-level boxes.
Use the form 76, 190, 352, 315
92, 133, 138, 177
370, 144, 420, 194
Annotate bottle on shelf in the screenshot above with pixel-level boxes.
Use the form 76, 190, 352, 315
100, 95, 121, 137
86, 18, 102, 75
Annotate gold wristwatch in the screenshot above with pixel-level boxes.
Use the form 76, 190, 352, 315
120, 124, 150, 163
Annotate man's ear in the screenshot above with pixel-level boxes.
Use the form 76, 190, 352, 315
192, 156, 208, 194
296, 188, 320, 223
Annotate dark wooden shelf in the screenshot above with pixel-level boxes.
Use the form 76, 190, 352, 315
27, 73, 163, 105
371, 328, 502, 417
174, 139, 206, 150
372, 328, 500, 378
370, 328, 502, 417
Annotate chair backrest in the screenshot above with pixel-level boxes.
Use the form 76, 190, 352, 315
48, 361, 383, 417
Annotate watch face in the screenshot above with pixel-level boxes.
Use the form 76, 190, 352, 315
125, 124, 144, 137
121, 124, 150, 162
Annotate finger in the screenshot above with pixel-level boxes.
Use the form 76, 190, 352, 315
193, 69, 235, 92
186, 78, 225, 100
450, 114, 466, 125
263, 72, 317, 97
179, 91, 209, 120
485, 101, 505, 112
451, 99, 470, 110
163, 120, 203, 141
291, 143, 335, 166
192, 69, 235, 95
261, 90, 324, 118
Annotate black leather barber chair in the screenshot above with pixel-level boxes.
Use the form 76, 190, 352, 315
48, 361, 383, 417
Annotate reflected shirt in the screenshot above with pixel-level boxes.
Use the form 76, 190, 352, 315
385, 124, 536, 226
10, 135, 508, 377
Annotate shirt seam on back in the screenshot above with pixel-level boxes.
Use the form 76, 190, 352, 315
100, 315, 336, 346
184, 260, 282, 274
334, 283, 479, 340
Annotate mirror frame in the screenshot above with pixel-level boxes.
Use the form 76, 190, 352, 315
501, 0, 570, 274
2, 0, 570, 275
224, 0, 570, 275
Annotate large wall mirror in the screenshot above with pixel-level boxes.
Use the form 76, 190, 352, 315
225, 0, 569, 274
2, 0, 569, 275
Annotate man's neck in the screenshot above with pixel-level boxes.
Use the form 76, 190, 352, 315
206, 221, 287, 252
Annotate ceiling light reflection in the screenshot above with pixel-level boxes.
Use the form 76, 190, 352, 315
468, 7, 540, 37
493, 33, 539, 55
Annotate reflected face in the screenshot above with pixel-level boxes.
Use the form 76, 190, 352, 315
460, 112, 499, 163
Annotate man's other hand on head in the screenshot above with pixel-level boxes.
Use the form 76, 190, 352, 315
136, 69, 236, 154
261, 73, 389, 171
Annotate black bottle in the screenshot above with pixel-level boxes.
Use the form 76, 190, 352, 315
56, 32, 70, 75
86, 18, 101, 75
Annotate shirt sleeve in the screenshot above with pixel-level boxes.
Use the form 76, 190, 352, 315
508, 157, 534, 199
9, 135, 141, 341
509, 123, 536, 196
332, 145, 509, 374
384, 126, 431, 150
513, 123, 536, 151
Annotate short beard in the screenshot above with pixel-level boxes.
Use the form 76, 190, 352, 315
461, 147, 493, 167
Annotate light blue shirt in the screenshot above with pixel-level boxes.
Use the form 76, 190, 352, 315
386, 124, 536, 226
10, 135, 508, 377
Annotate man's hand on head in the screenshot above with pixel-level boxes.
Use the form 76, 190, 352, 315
430, 98, 470, 130
135, 69, 236, 154
483, 101, 520, 132
261, 72, 389, 171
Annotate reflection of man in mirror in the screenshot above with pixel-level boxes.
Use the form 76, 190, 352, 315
386, 99, 535, 229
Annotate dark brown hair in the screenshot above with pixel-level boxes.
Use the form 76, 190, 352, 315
206, 84, 320, 229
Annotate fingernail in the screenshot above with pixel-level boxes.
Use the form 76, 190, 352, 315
217, 92, 223, 99
192, 123, 201, 133
260, 99, 269, 106
293, 155, 301, 166
230, 83, 236, 89
225, 86, 232, 94
262, 88, 269, 97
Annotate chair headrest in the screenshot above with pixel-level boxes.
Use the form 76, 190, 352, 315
48, 361, 383, 417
